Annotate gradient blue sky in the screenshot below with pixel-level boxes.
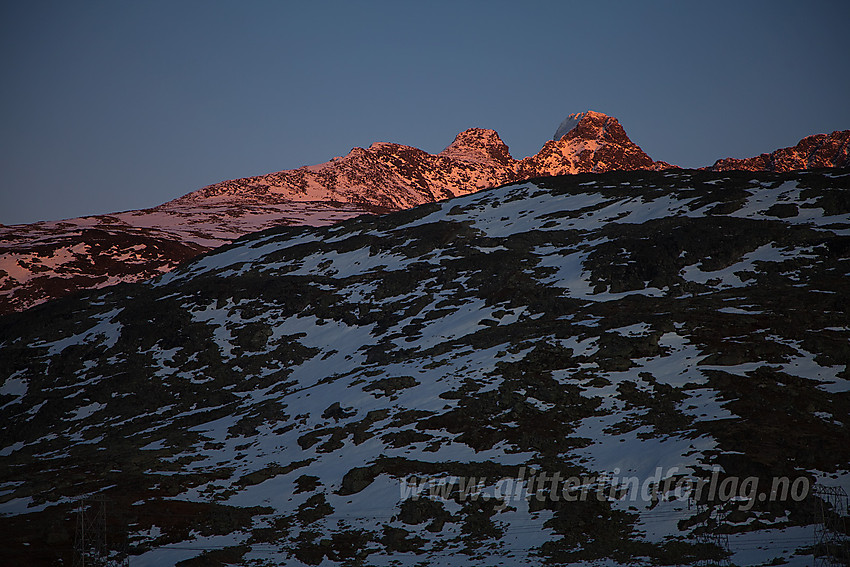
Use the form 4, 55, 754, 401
2, 0, 848, 225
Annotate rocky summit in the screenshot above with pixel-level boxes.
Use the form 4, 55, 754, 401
1, 167, 849, 566
519, 110, 675, 177
708, 130, 850, 173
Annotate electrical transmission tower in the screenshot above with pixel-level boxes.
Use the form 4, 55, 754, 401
689, 495, 732, 567
813, 485, 850, 567
73, 496, 128, 567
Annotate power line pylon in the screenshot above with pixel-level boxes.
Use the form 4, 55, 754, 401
813, 485, 850, 567
72, 496, 128, 567
689, 495, 732, 567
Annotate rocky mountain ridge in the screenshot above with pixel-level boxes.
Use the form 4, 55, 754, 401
1, 112, 847, 314
171, 111, 671, 210
0, 111, 668, 314
708, 129, 850, 172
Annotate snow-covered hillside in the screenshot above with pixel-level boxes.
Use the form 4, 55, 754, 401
0, 199, 374, 313
2, 168, 849, 566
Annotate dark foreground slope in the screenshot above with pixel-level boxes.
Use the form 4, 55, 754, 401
1, 169, 849, 566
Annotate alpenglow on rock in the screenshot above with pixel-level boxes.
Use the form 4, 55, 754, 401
3, 111, 847, 316
553, 111, 587, 140
0, 113, 672, 315
708, 129, 850, 172
521, 110, 675, 178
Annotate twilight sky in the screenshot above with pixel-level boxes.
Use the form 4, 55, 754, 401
1, 0, 848, 225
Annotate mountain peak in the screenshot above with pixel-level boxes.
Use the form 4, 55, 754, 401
524, 111, 668, 176
553, 110, 609, 140
438, 127, 514, 165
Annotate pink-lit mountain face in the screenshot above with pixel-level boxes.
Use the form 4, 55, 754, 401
173, 128, 520, 212
707, 130, 850, 172
1, 112, 847, 314
0, 112, 670, 314
519, 111, 676, 176
177, 111, 671, 211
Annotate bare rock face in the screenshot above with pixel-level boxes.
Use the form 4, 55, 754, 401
165, 112, 669, 212
437, 127, 515, 167
176, 130, 518, 213
709, 130, 850, 172
519, 111, 669, 177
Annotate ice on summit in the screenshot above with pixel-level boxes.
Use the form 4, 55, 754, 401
553, 110, 607, 140
554, 112, 585, 140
